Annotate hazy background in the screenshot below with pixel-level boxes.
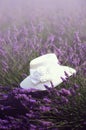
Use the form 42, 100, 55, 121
0, 0, 86, 29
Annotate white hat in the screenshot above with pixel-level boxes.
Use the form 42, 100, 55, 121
20, 53, 76, 90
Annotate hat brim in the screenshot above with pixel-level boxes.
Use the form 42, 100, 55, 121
20, 65, 76, 90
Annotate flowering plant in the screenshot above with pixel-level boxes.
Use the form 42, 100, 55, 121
0, 4, 86, 129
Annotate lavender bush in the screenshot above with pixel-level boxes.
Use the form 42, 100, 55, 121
0, 1, 86, 129
0, 79, 86, 130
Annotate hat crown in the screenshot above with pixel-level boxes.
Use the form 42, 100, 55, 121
29, 54, 59, 85
30, 53, 58, 69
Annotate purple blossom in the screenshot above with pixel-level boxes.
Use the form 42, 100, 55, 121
61, 77, 67, 82
30, 124, 37, 130
43, 97, 51, 103
64, 71, 69, 78
39, 120, 53, 127
74, 84, 80, 90
29, 99, 36, 103
61, 96, 69, 103
39, 106, 51, 112
69, 88, 76, 96
60, 88, 71, 96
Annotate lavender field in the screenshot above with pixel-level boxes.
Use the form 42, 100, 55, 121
0, 0, 86, 130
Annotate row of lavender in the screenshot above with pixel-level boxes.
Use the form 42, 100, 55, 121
0, 18, 86, 87
0, 10, 86, 129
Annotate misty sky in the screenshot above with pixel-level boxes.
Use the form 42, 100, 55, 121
0, 0, 85, 27
0, 0, 84, 15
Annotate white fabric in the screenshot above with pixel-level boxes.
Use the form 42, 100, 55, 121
30, 64, 58, 84
20, 53, 76, 90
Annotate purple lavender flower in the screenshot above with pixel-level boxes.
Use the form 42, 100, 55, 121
30, 124, 37, 130
61, 96, 69, 103
74, 84, 80, 90
39, 120, 53, 127
39, 106, 51, 112
60, 88, 71, 96
64, 71, 69, 78
69, 88, 76, 96
61, 77, 67, 82
29, 99, 36, 103
43, 97, 51, 103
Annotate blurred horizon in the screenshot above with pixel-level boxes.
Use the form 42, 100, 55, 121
0, 0, 86, 29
